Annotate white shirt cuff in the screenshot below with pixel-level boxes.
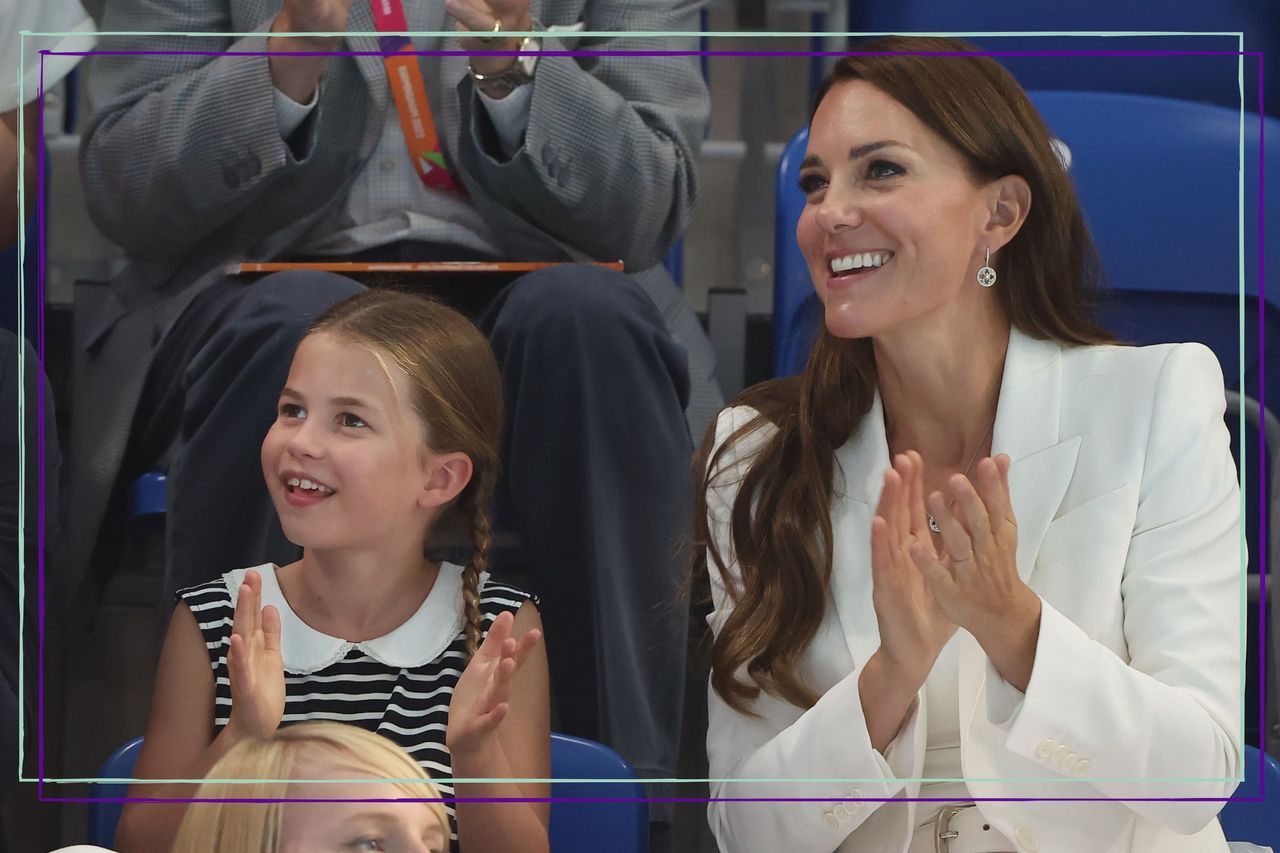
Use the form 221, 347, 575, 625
273, 84, 318, 138
477, 82, 534, 158
985, 656, 1028, 730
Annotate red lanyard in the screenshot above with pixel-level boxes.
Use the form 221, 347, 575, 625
370, 0, 467, 195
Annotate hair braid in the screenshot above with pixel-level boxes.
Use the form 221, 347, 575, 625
461, 496, 491, 660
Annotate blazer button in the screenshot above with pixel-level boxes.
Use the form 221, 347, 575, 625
1035, 738, 1055, 759
823, 809, 839, 828
1050, 744, 1069, 764
1060, 751, 1078, 772
833, 803, 850, 822
1014, 825, 1040, 852
1073, 758, 1091, 776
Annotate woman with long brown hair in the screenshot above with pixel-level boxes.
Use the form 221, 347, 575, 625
697, 37, 1242, 852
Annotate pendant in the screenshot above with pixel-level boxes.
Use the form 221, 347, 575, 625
928, 514, 941, 534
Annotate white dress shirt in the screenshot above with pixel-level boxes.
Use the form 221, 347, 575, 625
269, 19, 535, 257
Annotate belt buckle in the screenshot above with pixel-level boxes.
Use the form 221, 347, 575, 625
935, 803, 977, 853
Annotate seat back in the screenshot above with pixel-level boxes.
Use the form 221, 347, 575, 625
88, 733, 648, 852
773, 126, 817, 379
549, 732, 649, 853
86, 735, 143, 848
843, 2, 1275, 115
1219, 744, 1280, 850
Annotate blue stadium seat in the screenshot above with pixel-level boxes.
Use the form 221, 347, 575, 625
843, 2, 1275, 116
1220, 744, 1280, 851
129, 471, 167, 519
663, 238, 684, 286
88, 733, 647, 852
772, 125, 817, 379
548, 732, 648, 853
86, 736, 141, 848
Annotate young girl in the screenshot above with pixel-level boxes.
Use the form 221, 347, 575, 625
117, 290, 551, 853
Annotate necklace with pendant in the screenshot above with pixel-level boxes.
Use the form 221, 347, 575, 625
925, 415, 998, 534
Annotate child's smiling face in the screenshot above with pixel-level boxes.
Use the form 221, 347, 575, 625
261, 332, 439, 553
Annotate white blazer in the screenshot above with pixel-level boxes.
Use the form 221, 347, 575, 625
704, 328, 1244, 853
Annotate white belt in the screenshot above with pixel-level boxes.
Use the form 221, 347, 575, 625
909, 804, 1016, 853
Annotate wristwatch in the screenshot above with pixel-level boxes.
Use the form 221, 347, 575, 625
469, 34, 541, 99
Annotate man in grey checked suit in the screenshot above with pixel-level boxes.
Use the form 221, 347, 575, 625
71, 0, 717, 833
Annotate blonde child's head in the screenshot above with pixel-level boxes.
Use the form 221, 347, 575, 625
170, 722, 451, 853
261, 289, 503, 657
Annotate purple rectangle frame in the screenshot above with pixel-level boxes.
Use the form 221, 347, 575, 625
27, 43, 1269, 804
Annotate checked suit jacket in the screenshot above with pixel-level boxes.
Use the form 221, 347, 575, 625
69, 0, 714, 583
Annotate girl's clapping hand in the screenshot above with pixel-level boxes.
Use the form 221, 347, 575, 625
226, 569, 286, 740
446, 610, 543, 757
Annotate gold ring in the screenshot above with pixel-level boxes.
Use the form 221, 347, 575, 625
477, 18, 502, 43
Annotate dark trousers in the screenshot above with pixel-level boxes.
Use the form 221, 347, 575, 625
128, 255, 693, 789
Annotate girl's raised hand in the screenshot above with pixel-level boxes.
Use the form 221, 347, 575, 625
446, 610, 543, 758
869, 451, 958, 685
226, 569, 286, 740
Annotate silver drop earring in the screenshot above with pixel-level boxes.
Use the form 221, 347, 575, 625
977, 247, 997, 288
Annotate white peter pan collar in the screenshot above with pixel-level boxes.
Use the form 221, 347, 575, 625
223, 562, 467, 674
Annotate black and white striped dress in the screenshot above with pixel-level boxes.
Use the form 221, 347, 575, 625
177, 561, 536, 849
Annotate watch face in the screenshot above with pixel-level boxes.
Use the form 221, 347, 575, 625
471, 34, 537, 97
518, 37, 541, 75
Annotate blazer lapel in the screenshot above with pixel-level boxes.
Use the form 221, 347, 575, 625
828, 393, 890, 666
993, 328, 1081, 585
827, 328, 1082, 666
959, 328, 1080, 733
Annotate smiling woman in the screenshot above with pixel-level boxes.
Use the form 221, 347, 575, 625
695, 35, 1243, 853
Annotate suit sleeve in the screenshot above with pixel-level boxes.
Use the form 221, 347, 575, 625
998, 343, 1243, 833
703, 407, 919, 853
454, 0, 708, 270
78, 0, 320, 260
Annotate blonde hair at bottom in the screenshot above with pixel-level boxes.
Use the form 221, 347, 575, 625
170, 722, 449, 853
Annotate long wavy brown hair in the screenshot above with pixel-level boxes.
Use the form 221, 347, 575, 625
694, 36, 1117, 714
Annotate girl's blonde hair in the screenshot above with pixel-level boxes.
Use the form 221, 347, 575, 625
306, 289, 504, 659
170, 722, 450, 853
